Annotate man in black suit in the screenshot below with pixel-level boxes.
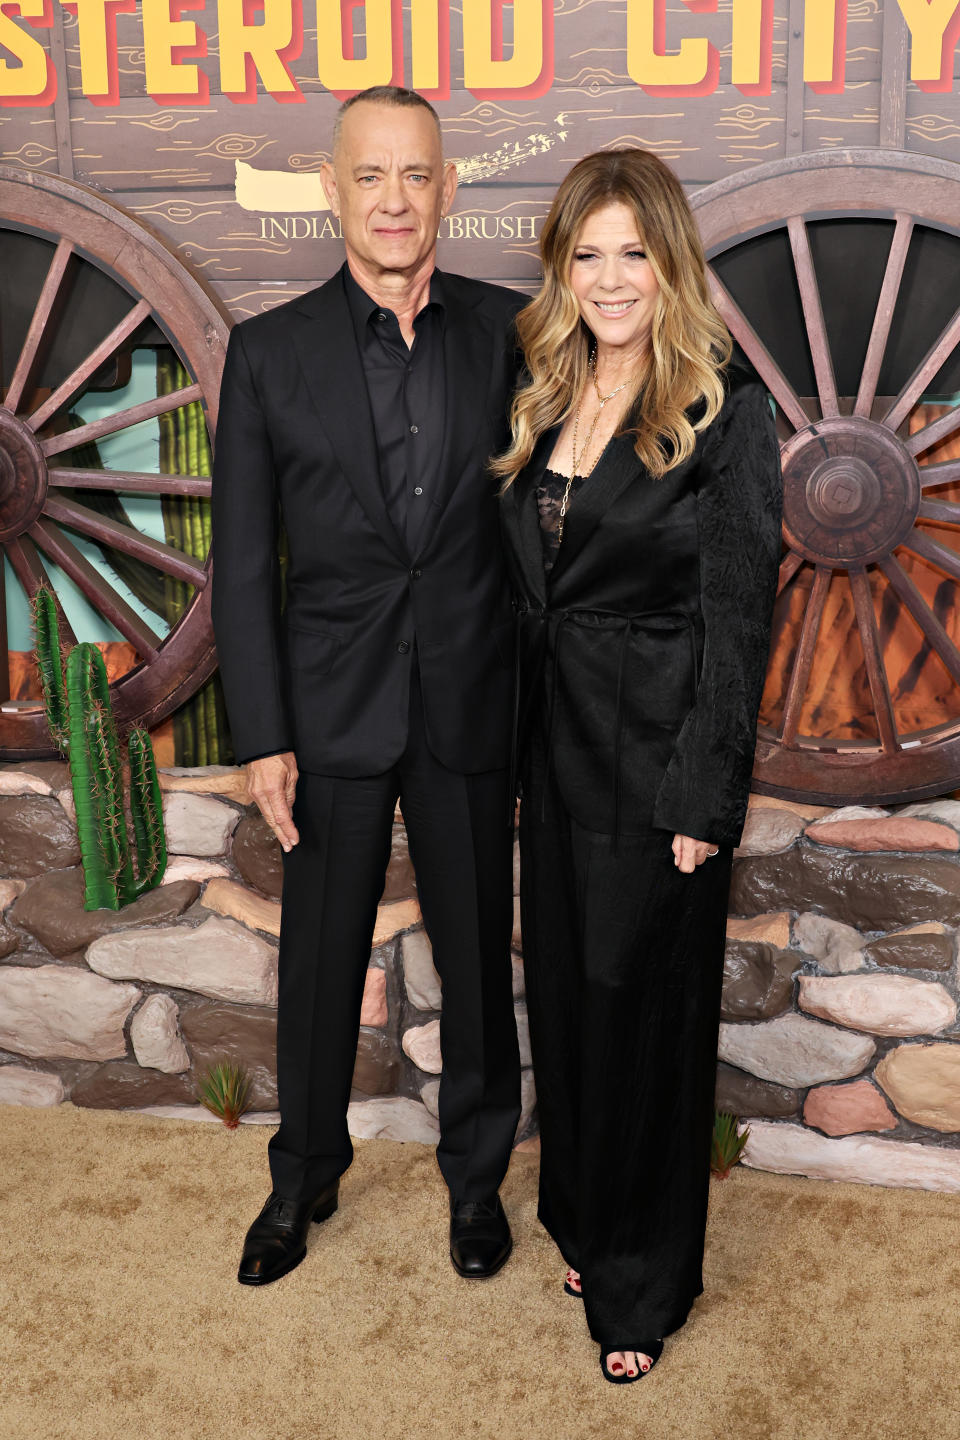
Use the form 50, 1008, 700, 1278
211, 86, 523, 1286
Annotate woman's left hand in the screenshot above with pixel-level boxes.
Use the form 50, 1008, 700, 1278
672, 834, 720, 873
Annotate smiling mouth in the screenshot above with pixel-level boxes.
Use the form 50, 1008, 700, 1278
594, 300, 636, 315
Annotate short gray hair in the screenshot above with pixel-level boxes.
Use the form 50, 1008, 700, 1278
332, 86, 442, 155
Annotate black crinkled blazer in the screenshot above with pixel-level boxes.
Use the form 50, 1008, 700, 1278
499, 362, 784, 848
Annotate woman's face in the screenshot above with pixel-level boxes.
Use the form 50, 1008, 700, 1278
569, 202, 660, 359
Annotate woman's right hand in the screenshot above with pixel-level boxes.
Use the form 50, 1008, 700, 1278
672, 833, 719, 873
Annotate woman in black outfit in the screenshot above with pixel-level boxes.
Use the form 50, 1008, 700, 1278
496, 149, 782, 1384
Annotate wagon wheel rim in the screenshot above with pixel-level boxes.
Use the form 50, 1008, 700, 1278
693, 150, 960, 805
0, 165, 230, 760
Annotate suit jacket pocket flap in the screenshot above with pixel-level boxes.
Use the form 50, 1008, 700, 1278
286, 626, 342, 674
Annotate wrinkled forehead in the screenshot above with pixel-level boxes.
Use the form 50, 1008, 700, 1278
574, 200, 648, 249
335, 101, 444, 167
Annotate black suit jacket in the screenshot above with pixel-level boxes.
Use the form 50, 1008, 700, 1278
211, 266, 525, 774
500, 365, 783, 846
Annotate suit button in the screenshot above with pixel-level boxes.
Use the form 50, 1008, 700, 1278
410, 568, 421, 580
396, 640, 410, 654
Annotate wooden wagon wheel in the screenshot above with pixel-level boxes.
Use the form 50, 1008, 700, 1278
0, 164, 229, 760
693, 150, 960, 806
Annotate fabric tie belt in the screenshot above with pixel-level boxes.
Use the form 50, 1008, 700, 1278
510, 602, 701, 842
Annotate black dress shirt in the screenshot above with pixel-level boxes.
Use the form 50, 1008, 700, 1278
344, 266, 446, 553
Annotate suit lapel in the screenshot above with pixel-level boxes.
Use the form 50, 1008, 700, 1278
412, 278, 492, 561
547, 434, 641, 583
504, 428, 556, 607
290, 269, 407, 562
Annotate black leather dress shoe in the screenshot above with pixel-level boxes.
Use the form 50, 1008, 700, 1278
237, 1182, 339, 1286
449, 1194, 512, 1278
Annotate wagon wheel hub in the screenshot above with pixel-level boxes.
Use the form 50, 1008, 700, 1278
781, 417, 921, 567
0, 409, 47, 544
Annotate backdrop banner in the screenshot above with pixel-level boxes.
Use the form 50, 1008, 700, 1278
2, 2, 960, 304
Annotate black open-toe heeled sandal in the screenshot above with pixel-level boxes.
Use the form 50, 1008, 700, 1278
563, 1269, 583, 1299
599, 1340, 663, 1385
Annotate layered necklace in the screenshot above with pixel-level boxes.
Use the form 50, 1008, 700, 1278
557, 347, 631, 544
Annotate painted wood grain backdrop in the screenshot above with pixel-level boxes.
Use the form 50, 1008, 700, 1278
2, 0, 958, 314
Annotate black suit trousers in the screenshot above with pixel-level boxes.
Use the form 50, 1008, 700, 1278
267, 673, 521, 1203
519, 729, 733, 1349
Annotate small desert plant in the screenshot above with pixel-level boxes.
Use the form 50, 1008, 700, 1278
711, 1109, 749, 1179
197, 1061, 251, 1129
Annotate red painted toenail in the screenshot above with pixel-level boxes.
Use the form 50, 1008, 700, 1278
612, 1363, 623, 1373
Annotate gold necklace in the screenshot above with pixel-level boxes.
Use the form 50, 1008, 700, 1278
557, 350, 630, 543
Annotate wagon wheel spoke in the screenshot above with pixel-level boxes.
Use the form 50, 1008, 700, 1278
902, 528, 960, 583
39, 383, 203, 460
3, 536, 77, 647
882, 305, 960, 435
27, 300, 152, 435
777, 550, 805, 596
42, 494, 208, 588
905, 401, 960, 459
3, 239, 74, 417
919, 460, 960, 491
48, 467, 212, 497
854, 214, 913, 419
918, 498, 960, 526
28, 518, 162, 660
878, 553, 960, 689
848, 568, 899, 753
780, 564, 832, 747
706, 270, 808, 432
787, 216, 839, 420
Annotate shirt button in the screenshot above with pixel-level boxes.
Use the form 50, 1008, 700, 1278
396, 640, 410, 654
409, 424, 419, 434
410, 568, 421, 580
378, 312, 387, 322
414, 486, 423, 496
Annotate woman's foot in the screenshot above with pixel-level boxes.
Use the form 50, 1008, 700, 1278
600, 1340, 663, 1384
563, 1268, 582, 1297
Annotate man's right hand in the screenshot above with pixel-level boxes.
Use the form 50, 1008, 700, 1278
246, 752, 300, 852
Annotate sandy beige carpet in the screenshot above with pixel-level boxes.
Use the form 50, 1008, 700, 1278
0, 1105, 956, 1440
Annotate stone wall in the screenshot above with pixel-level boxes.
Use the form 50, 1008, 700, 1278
3, 763, 960, 1191
725, 796, 960, 1191
0, 762, 535, 1148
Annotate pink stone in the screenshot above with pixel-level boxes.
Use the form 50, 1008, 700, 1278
805, 818, 960, 853
741, 1121, 960, 1192
803, 1079, 897, 1137
359, 967, 388, 1027
372, 899, 421, 946
726, 912, 792, 949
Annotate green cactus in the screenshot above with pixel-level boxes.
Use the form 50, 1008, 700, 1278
33, 587, 167, 910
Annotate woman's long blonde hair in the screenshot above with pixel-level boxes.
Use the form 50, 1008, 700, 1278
493, 148, 731, 487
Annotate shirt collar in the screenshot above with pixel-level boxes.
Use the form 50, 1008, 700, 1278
342, 263, 446, 334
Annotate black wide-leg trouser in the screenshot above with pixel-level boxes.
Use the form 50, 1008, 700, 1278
519, 743, 733, 1351
268, 680, 521, 1205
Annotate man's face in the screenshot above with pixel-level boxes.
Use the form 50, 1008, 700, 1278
322, 102, 457, 280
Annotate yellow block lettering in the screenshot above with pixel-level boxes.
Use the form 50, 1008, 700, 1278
142, 0, 205, 98
218, 0, 301, 100
627, 0, 719, 95
463, 0, 546, 95
896, 0, 960, 85
316, 0, 397, 96
0, 0, 54, 101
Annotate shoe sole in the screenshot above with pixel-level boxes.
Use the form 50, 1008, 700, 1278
237, 1197, 338, 1286
450, 1236, 513, 1280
